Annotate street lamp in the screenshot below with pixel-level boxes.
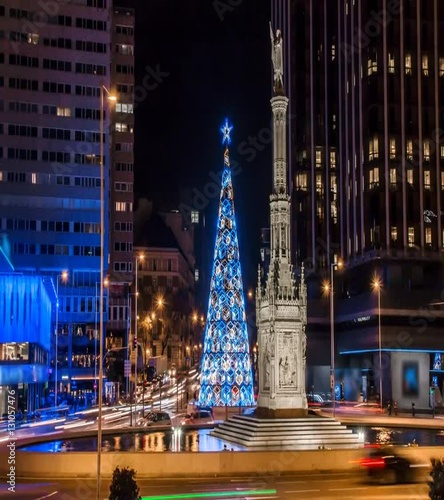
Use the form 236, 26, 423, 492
372, 278, 383, 412
96, 82, 116, 500
327, 259, 343, 417
134, 253, 145, 424
55, 270, 68, 408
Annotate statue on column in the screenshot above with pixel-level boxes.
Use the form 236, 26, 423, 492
270, 22, 284, 91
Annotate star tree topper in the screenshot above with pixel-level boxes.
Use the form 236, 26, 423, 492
221, 119, 233, 147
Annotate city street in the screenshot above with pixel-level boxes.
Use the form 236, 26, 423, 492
0, 473, 430, 499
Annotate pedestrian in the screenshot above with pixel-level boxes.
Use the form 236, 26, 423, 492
411, 402, 415, 417
387, 400, 392, 416
393, 401, 398, 416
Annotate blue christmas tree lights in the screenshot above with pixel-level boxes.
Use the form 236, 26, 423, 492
198, 120, 255, 407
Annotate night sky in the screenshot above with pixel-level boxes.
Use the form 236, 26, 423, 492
126, 1, 273, 290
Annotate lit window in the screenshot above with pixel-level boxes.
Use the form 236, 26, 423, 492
28, 33, 39, 44
331, 44, 336, 61
332, 115, 337, 131
441, 171, 444, 190
0, 171, 3, 182
441, 145, 444, 159
390, 168, 397, 186
426, 227, 432, 246
388, 53, 395, 73
331, 174, 337, 194
408, 226, 415, 247
424, 140, 431, 161
369, 167, 379, 188
31, 172, 36, 184
316, 173, 323, 193
405, 53, 412, 75
191, 210, 199, 224
316, 200, 324, 220
422, 55, 429, 76
331, 202, 337, 223
406, 139, 413, 160
424, 170, 431, 190
368, 56, 377, 76
390, 138, 396, 159
440, 58, 444, 77
369, 136, 379, 160
407, 169, 413, 186
115, 103, 134, 113
391, 226, 398, 242
194, 269, 199, 282
315, 149, 322, 166
295, 172, 307, 191
57, 107, 71, 117
330, 150, 336, 168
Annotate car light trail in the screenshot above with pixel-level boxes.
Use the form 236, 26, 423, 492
141, 490, 277, 499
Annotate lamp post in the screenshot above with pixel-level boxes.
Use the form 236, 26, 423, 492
372, 279, 383, 412
55, 270, 68, 409
133, 254, 144, 425
96, 82, 116, 500
327, 260, 342, 417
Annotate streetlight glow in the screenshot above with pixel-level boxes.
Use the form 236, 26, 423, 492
372, 276, 383, 412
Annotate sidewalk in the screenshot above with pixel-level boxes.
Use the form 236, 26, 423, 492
318, 408, 444, 429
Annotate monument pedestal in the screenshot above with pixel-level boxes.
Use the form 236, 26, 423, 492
256, 406, 308, 418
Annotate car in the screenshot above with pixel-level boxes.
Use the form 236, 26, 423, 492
359, 447, 427, 484
307, 393, 326, 407
137, 411, 171, 428
181, 410, 214, 426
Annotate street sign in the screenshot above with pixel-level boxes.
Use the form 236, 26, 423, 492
124, 360, 131, 377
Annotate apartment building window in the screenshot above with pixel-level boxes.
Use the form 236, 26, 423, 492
114, 222, 133, 232
115, 202, 132, 212
390, 226, 398, 242
316, 200, 324, 220
390, 138, 396, 159
9, 54, 39, 67
43, 59, 72, 72
43, 105, 57, 115
116, 25, 134, 36
406, 139, 413, 160
8, 125, 37, 137
408, 227, 414, 247
74, 154, 101, 165
330, 150, 336, 168
368, 56, 377, 75
9, 101, 38, 113
441, 146, 444, 159
117, 84, 133, 94
75, 108, 101, 120
407, 169, 413, 186
75, 40, 107, 53
295, 172, 308, 191
42, 151, 70, 163
369, 136, 379, 160
114, 182, 133, 192
76, 18, 106, 30
422, 55, 429, 76
116, 44, 134, 55
441, 172, 444, 191
191, 210, 199, 224
43, 81, 71, 94
388, 53, 395, 73
42, 128, 71, 140
331, 44, 336, 61
115, 122, 132, 133
8, 148, 37, 160
315, 149, 322, 167
331, 174, 337, 194
424, 170, 431, 190
43, 37, 71, 49
115, 103, 133, 113
114, 242, 133, 252
115, 162, 133, 172
75, 63, 106, 75
9, 78, 38, 91
390, 168, 397, 187
75, 85, 100, 97
440, 58, 444, 77
426, 227, 432, 246
369, 167, 379, 188
31, 173, 37, 184
424, 140, 431, 161
115, 142, 132, 151
405, 54, 412, 75
116, 64, 134, 75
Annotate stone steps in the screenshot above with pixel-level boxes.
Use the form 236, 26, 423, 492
211, 413, 362, 450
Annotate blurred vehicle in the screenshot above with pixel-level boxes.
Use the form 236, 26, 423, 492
137, 411, 171, 427
181, 410, 214, 425
359, 447, 427, 484
307, 393, 326, 407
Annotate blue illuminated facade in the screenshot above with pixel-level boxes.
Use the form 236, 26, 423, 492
198, 121, 255, 407
0, 274, 53, 414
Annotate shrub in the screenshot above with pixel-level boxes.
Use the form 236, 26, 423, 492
109, 466, 141, 500
429, 458, 444, 499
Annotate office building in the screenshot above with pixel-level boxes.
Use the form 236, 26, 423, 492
273, 0, 444, 407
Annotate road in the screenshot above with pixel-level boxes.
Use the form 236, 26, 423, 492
0, 472, 430, 499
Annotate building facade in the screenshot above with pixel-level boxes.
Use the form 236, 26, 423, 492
0, 0, 134, 407
273, 0, 444, 407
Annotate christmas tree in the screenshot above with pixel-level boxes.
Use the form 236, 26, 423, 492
198, 120, 255, 407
